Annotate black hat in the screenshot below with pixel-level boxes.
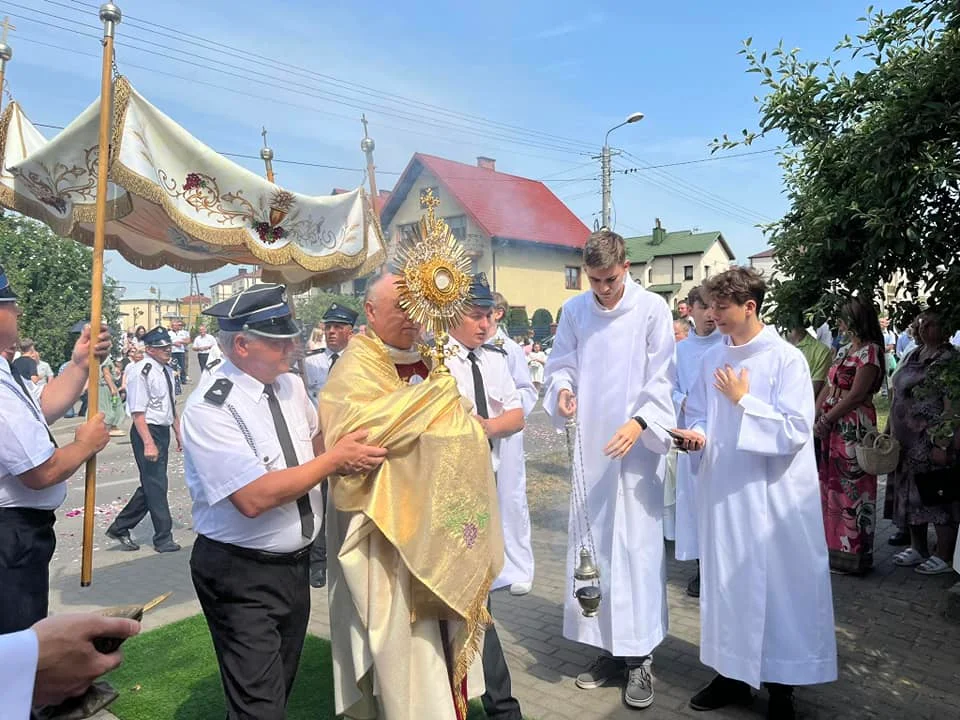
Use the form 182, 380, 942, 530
322, 303, 359, 326
0, 265, 18, 303
468, 272, 494, 308
142, 326, 173, 347
203, 283, 300, 338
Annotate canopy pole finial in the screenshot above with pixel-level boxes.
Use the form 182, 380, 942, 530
82, 2, 123, 589
260, 126, 275, 183
0, 17, 16, 112
360, 114, 379, 206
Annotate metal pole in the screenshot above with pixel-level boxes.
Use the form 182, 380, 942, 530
260, 126, 275, 183
82, 2, 121, 588
360, 114, 378, 202
601, 144, 611, 229
0, 17, 15, 114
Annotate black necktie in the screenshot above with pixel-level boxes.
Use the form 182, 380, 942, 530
162, 365, 177, 419
263, 383, 314, 539
329, 353, 339, 368
11, 371, 58, 448
467, 351, 489, 419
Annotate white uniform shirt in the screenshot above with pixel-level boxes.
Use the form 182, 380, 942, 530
0, 628, 38, 715
0, 357, 62, 510
125, 357, 175, 426
182, 359, 322, 553
191, 334, 216, 353
303, 349, 340, 399
170, 329, 191, 354
445, 339, 521, 473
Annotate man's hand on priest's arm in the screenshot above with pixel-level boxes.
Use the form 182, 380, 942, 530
475, 408, 525, 439
671, 428, 706, 452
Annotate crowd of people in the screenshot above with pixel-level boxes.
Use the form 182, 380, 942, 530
2, 227, 959, 719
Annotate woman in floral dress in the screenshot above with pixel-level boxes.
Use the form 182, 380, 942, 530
889, 309, 960, 575
815, 298, 885, 574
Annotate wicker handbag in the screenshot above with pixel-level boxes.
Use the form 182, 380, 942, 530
855, 430, 901, 475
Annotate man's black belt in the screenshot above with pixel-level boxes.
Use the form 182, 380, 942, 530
0, 506, 56, 523
196, 534, 310, 565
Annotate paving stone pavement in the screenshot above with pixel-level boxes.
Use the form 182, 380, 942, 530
46, 400, 960, 720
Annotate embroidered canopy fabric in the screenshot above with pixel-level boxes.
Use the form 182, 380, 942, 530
0, 78, 383, 290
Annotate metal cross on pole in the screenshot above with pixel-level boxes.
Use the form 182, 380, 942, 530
0, 17, 16, 111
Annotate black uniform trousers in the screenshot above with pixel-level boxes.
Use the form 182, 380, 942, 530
110, 424, 173, 547
191, 535, 310, 720
308, 481, 327, 573
0, 507, 56, 634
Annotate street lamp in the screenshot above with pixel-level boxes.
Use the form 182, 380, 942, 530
601, 112, 644, 229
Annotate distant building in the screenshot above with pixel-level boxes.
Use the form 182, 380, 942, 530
625, 219, 736, 308
118, 293, 209, 331
748, 247, 780, 279
209, 268, 261, 303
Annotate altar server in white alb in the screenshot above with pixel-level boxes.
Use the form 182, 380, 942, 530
489, 291, 537, 595
671, 285, 722, 599
543, 230, 676, 711
673, 268, 837, 720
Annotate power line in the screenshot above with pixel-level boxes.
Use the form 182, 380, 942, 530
617, 148, 777, 171
54, 0, 598, 154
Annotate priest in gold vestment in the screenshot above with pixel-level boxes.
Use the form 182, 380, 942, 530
320, 273, 504, 720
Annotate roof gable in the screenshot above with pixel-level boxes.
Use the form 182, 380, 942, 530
625, 230, 735, 265
381, 153, 589, 250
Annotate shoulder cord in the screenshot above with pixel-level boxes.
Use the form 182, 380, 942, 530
224, 403, 260, 459
1, 379, 43, 422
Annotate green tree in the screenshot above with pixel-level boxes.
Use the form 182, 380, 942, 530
531, 308, 553, 340
295, 291, 365, 337
714, 1, 960, 330
0, 213, 121, 364
506, 306, 530, 339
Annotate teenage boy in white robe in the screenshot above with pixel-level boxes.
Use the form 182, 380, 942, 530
671, 286, 722, 598
673, 268, 837, 720
489, 292, 538, 595
544, 229, 676, 711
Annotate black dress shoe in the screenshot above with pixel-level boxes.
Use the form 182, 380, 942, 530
154, 541, 181, 553
690, 674, 753, 711
310, 567, 327, 588
686, 569, 700, 598
105, 528, 139, 551
888, 530, 910, 546
766, 685, 795, 720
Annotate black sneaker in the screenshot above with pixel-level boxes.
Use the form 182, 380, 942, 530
690, 674, 753, 711
154, 541, 181, 553
575, 655, 624, 690
105, 528, 139, 551
766, 684, 795, 720
887, 530, 910, 546
686, 569, 700, 598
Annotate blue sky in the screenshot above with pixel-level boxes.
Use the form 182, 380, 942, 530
4, 0, 898, 300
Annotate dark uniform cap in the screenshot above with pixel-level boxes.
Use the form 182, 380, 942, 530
203, 283, 300, 338
469, 272, 494, 308
322, 303, 359, 326
142, 326, 173, 347
0, 264, 18, 302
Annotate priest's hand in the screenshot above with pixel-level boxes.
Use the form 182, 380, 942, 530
714, 364, 749, 405
71, 323, 112, 370
558, 389, 577, 418
672, 428, 706, 452
604, 420, 642, 459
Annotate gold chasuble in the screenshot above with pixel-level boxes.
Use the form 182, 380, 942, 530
320, 333, 503, 719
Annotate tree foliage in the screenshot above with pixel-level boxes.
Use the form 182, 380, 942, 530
506, 306, 530, 339
715, 1, 960, 330
0, 213, 121, 363
295, 291, 365, 335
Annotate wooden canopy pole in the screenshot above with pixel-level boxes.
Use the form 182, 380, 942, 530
0, 17, 15, 114
81, 2, 122, 588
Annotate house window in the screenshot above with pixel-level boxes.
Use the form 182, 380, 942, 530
419, 186, 440, 207
704, 265, 711, 278
565, 266, 581, 290
683, 265, 694, 281
397, 223, 418, 241
444, 215, 467, 243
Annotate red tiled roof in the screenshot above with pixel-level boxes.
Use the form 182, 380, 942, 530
381, 153, 589, 250
332, 188, 392, 214
749, 248, 776, 259
178, 294, 211, 303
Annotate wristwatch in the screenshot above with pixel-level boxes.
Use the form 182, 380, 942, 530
632, 416, 647, 430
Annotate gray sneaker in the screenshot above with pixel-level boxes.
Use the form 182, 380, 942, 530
575, 655, 624, 690
624, 660, 654, 709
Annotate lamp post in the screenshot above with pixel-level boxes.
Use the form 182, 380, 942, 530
601, 112, 644, 229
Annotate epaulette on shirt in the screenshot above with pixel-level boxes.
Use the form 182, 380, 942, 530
141, 362, 152, 376
481, 343, 508, 356
204, 378, 233, 406
306, 348, 326, 356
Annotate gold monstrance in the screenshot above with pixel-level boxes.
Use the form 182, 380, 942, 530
396, 189, 473, 374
